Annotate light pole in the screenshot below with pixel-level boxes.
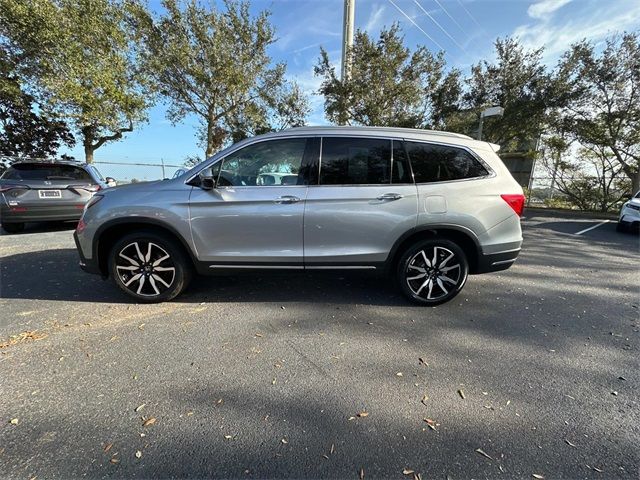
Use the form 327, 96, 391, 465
477, 106, 504, 141
341, 0, 355, 82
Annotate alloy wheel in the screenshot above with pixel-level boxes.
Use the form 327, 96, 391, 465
115, 241, 176, 297
405, 246, 462, 301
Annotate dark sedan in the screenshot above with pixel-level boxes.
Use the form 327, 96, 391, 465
0, 161, 114, 233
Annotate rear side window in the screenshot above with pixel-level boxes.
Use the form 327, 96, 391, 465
1, 164, 92, 181
405, 141, 488, 183
320, 137, 391, 185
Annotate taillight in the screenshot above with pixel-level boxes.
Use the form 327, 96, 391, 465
501, 194, 526, 217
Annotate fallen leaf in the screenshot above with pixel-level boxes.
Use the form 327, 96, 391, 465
396, 372, 403, 377
281, 438, 288, 444
403, 468, 414, 475
217, 398, 223, 405
135, 404, 146, 412
330, 443, 335, 454
414, 474, 422, 480
421, 394, 429, 405
506, 400, 511, 406
357, 412, 369, 418
9, 418, 19, 425
224, 435, 233, 440
104, 443, 113, 453
418, 357, 428, 366
475, 448, 493, 460
359, 467, 365, 479
611, 391, 618, 396
532, 474, 544, 479
255, 333, 263, 338
348, 416, 356, 421
186, 411, 194, 416
110, 458, 120, 464
458, 389, 466, 399
135, 450, 142, 459
565, 439, 576, 447
322, 454, 329, 459
143, 417, 156, 427
592, 467, 603, 473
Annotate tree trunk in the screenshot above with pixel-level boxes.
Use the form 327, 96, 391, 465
205, 120, 227, 157
633, 169, 640, 194
82, 126, 95, 164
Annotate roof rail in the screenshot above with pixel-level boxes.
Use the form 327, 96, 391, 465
283, 125, 473, 140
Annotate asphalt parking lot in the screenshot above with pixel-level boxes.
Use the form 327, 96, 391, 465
0, 210, 638, 479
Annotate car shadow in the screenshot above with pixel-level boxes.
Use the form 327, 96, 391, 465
0, 221, 78, 235
0, 247, 413, 306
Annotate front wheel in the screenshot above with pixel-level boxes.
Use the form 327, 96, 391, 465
397, 239, 469, 306
109, 231, 192, 303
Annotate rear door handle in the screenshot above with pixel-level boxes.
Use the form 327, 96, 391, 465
275, 195, 301, 204
376, 193, 403, 201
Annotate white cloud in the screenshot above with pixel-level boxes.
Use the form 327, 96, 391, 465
365, 4, 386, 33
514, 0, 640, 62
527, 0, 573, 19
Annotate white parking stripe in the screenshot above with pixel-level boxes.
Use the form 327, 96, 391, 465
574, 220, 610, 235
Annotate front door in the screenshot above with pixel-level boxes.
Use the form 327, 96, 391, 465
189, 137, 316, 266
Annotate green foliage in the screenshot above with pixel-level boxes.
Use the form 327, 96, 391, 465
0, 0, 151, 162
315, 24, 461, 128
463, 37, 553, 150
558, 33, 640, 192
0, 47, 75, 159
133, 0, 308, 157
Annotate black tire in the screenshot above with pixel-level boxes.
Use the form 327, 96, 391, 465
1, 222, 25, 234
616, 221, 627, 233
109, 230, 192, 303
397, 238, 469, 306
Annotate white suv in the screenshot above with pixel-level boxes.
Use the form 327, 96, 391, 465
74, 126, 525, 305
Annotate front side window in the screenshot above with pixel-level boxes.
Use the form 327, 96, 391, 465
405, 141, 488, 183
217, 138, 307, 187
320, 137, 391, 185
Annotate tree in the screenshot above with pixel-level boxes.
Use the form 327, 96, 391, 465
0, 0, 151, 163
0, 47, 75, 160
132, 0, 308, 157
315, 24, 461, 128
463, 37, 553, 150
559, 33, 640, 193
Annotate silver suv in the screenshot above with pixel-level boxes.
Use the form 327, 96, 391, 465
74, 127, 525, 305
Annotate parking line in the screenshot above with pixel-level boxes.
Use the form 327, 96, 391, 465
574, 220, 610, 235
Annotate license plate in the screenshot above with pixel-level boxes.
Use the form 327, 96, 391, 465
38, 190, 62, 199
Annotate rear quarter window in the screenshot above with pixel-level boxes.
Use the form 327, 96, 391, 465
405, 141, 488, 183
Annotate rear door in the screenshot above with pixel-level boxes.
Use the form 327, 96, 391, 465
303, 137, 418, 267
189, 137, 318, 265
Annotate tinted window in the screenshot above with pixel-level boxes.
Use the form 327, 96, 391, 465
218, 138, 307, 187
392, 140, 412, 184
405, 142, 488, 183
320, 137, 391, 185
1, 164, 92, 181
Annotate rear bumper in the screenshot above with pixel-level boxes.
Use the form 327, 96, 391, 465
475, 248, 521, 274
0, 204, 84, 223
73, 231, 101, 275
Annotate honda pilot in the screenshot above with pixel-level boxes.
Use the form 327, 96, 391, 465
74, 126, 525, 305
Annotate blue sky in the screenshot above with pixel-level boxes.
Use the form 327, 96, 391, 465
62, 0, 640, 171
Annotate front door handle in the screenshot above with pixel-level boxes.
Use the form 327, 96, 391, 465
275, 195, 301, 204
376, 193, 403, 201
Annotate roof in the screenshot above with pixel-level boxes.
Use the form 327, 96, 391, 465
285, 125, 472, 140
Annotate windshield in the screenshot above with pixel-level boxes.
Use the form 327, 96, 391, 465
635, 191, 640, 199
1, 164, 92, 181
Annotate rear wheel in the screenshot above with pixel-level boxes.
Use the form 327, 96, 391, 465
1, 222, 25, 234
397, 238, 469, 306
109, 231, 192, 303
616, 221, 627, 232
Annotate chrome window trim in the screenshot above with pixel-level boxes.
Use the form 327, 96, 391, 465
185, 133, 496, 187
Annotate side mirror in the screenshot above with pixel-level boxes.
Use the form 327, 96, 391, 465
105, 177, 117, 187
198, 168, 216, 190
